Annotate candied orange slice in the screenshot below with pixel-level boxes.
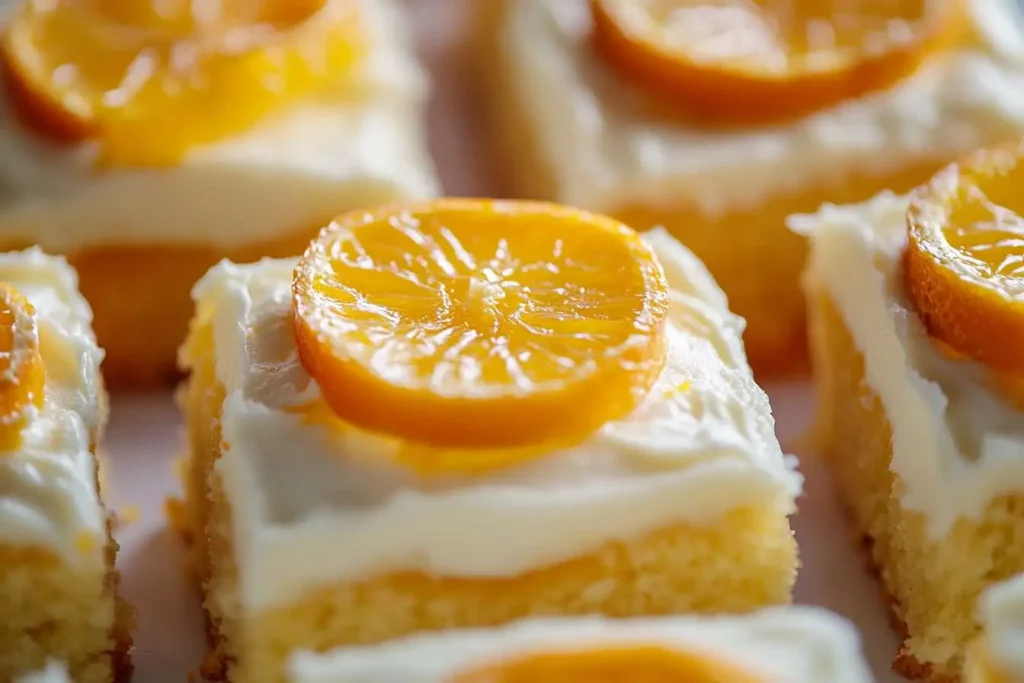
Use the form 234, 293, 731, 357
589, 0, 952, 123
292, 199, 670, 453
1, 0, 363, 166
905, 141, 1024, 373
450, 644, 766, 683
0, 284, 45, 453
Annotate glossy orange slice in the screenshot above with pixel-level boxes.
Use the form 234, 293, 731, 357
292, 199, 670, 454
450, 644, 766, 683
1, 0, 364, 166
905, 140, 1024, 373
0, 283, 45, 453
589, 0, 952, 123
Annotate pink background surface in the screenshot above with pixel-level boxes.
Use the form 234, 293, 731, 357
102, 3, 905, 681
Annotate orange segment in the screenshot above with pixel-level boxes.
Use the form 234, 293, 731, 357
292, 199, 670, 454
449, 644, 766, 683
1, 0, 364, 166
589, 0, 953, 123
0, 283, 45, 453
905, 140, 1024, 373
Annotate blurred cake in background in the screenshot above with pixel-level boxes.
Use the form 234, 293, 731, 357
287, 607, 871, 683
482, 0, 1024, 375
796, 141, 1024, 681
178, 198, 800, 683
0, 0, 437, 386
0, 250, 132, 683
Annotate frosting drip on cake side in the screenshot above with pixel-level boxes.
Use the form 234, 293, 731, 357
191, 229, 802, 611
504, 0, 1024, 218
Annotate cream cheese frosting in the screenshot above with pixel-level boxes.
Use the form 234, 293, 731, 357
191, 228, 801, 612
14, 661, 71, 683
0, 249, 106, 562
503, 0, 1024, 217
0, 0, 438, 251
979, 574, 1024, 681
793, 192, 1024, 537
287, 607, 871, 683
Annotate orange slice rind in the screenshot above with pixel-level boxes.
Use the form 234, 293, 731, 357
292, 199, 671, 457
0, 283, 45, 453
449, 644, 767, 683
905, 140, 1024, 373
1, 0, 365, 166
589, 0, 954, 123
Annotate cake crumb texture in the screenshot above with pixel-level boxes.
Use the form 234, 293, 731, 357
0, 541, 132, 683
809, 290, 1024, 682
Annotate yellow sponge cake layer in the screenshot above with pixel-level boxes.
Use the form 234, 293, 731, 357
288, 608, 871, 682
0, 0, 437, 387
0, 250, 132, 683
179, 228, 800, 683
484, 0, 1024, 374
797, 193, 1024, 681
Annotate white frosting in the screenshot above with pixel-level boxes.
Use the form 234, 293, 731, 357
15, 661, 71, 683
503, 0, 1024, 217
190, 228, 801, 612
288, 607, 871, 683
794, 193, 1024, 537
0, 0, 438, 251
0, 249, 106, 561
980, 574, 1024, 681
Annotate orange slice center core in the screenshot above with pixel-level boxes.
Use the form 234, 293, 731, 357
449, 645, 768, 683
1, 0, 364, 165
0, 283, 45, 453
292, 199, 670, 461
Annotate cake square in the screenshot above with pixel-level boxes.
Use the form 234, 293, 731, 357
288, 607, 871, 683
179, 209, 800, 683
796, 191, 1024, 681
0, 249, 132, 683
482, 0, 1024, 373
0, 0, 438, 386
967, 575, 1024, 683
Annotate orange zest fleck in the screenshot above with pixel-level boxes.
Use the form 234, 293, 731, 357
905, 140, 1024, 374
292, 199, 670, 457
0, 283, 45, 453
449, 644, 766, 683
589, 0, 954, 123
1, 0, 364, 166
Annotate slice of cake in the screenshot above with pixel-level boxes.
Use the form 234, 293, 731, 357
288, 607, 871, 683
0, 0, 438, 386
796, 141, 1024, 681
967, 575, 1024, 683
482, 0, 1024, 374
179, 199, 801, 683
0, 250, 132, 683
